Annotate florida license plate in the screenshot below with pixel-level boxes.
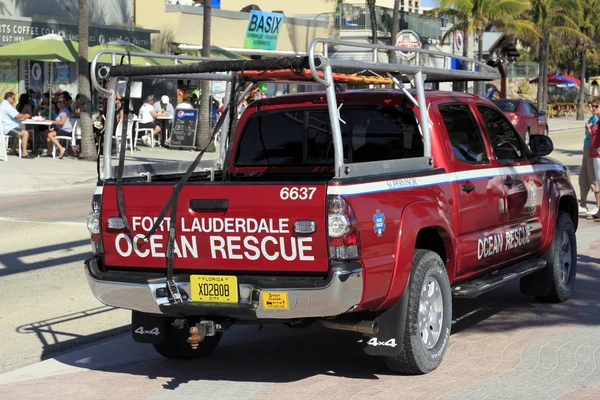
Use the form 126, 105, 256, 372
190, 275, 238, 303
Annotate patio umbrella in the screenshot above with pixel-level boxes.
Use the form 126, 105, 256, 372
88, 40, 171, 66
529, 74, 569, 86
555, 73, 580, 87
0, 33, 78, 62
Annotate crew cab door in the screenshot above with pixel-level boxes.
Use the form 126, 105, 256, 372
475, 104, 544, 264
436, 102, 506, 277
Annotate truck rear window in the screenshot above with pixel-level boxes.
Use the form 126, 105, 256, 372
235, 106, 423, 166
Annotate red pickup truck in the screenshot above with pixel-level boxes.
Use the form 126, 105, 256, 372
85, 41, 578, 375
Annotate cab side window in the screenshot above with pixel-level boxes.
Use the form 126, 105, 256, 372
439, 104, 488, 163
477, 105, 526, 162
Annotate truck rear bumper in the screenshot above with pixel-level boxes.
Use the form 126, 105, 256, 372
84, 258, 364, 320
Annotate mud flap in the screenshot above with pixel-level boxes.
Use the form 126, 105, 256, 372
362, 279, 410, 356
131, 311, 167, 344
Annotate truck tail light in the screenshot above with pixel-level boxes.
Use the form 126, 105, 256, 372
87, 192, 103, 255
327, 195, 361, 260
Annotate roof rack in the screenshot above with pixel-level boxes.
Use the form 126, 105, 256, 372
92, 38, 500, 180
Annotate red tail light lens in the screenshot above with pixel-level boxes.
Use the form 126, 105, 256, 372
87, 193, 103, 255
327, 195, 361, 260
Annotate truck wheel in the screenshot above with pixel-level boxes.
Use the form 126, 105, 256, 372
153, 321, 222, 360
535, 211, 577, 303
384, 249, 452, 374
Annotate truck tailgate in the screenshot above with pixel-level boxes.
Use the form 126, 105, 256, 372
101, 183, 329, 273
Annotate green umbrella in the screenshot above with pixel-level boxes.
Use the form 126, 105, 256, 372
89, 40, 171, 66
0, 33, 78, 62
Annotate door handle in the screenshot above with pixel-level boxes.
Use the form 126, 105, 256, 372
189, 199, 229, 212
504, 177, 514, 186
462, 184, 475, 193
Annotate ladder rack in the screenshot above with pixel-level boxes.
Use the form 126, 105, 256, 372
92, 38, 501, 181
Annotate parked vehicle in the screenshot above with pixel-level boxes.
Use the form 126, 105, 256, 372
84, 39, 578, 375
492, 99, 549, 145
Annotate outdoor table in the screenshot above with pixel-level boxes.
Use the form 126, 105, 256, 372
22, 119, 53, 156
155, 114, 173, 147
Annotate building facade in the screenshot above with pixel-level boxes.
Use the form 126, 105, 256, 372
0, 0, 154, 97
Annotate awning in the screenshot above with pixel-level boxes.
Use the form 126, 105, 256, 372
555, 73, 580, 87
529, 74, 577, 86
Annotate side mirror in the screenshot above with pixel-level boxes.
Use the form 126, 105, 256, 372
529, 134, 553, 156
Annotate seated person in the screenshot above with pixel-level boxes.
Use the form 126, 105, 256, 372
155, 95, 175, 116
176, 93, 194, 110
41, 96, 70, 159
0, 92, 30, 157
138, 95, 162, 146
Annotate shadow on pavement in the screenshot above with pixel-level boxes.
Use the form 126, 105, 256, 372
35, 250, 600, 387
0, 239, 90, 277
15, 306, 129, 361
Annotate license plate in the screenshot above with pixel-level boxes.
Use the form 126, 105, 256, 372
190, 275, 238, 303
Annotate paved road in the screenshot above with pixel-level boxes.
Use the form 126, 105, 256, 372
1, 129, 600, 399
0, 187, 130, 372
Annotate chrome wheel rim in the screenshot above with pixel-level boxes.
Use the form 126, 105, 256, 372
418, 276, 444, 349
559, 230, 573, 285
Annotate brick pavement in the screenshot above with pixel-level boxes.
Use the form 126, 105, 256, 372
0, 219, 599, 399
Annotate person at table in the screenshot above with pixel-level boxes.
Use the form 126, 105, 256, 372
176, 92, 194, 110
71, 94, 81, 117
41, 96, 70, 159
35, 92, 54, 119
0, 92, 31, 158
16, 93, 34, 117
138, 95, 162, 146
155, 95, 175, 116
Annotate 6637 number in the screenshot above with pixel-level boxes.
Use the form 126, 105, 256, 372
280, 187, 317, 201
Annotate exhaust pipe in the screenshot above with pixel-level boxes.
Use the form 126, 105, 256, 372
321, 320, 379, 335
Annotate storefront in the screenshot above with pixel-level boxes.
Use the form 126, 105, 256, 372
0, 16, 157, 98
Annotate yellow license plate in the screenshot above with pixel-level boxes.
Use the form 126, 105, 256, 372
190, 275, 238, 303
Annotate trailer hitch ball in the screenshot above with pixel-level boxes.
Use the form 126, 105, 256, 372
187, 326, 205, 349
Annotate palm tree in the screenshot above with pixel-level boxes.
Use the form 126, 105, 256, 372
195, 0, 216, 152
430, 0, 536, 94
570, 0, 599, 120
367, 0, 378, 44
77, 0, 96, 161
530, 0, 582, 112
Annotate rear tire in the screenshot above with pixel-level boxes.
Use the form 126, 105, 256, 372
153, 321, 222, 360
383, 249, 452, 374
535, 211, 577, 303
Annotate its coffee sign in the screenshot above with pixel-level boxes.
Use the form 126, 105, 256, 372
0, 19, 152, 49
395, 30, 422, 60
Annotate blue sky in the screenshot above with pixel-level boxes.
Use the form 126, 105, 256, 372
422, 0, 438, 6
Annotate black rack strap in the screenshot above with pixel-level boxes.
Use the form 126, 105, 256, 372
108, 57, 314, 78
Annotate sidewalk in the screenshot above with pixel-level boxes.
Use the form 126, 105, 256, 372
548, 114, 590, 133
0, 146, 220, 196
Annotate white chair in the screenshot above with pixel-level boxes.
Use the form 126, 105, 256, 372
53, 120, 78, 159
135, 121, 155, 149
114, 118, 136, 156
0, 120, 22, 161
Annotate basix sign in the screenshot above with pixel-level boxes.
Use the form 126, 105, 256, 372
243, 10, 284, 51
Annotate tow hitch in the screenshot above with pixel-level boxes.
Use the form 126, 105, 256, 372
187, 320, 218, 349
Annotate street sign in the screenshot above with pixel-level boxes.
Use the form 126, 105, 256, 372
395, 30, 422, 60
243, 10, 284, 50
